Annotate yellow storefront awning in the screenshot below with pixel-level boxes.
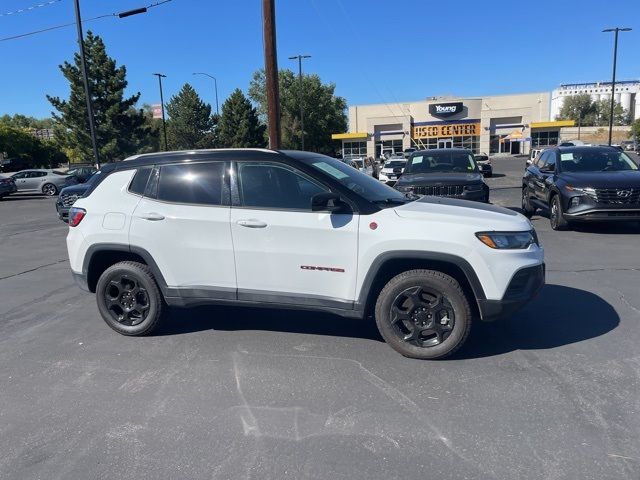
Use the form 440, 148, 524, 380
530, 120, 575, 129
331, 132, 368, 140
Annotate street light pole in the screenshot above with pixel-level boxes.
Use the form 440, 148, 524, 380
153, 73, 168, 151
602, 27, 632, 146
288, 54, 311, 151
192, 73, 219, 115
73, 0, 100, 168
262, 0, 281, 149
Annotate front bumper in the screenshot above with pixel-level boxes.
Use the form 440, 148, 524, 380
477, 263, 545, 321
0, 184, 17, 196
564, 208, 640, 222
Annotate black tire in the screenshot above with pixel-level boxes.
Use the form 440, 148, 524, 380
521, 186, 536, 218
549, 194, 569, 231
96, 261, 163, 336
42, 183, 58, 196
374, 269, 472, 360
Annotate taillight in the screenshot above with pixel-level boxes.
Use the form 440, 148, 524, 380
68, 207, 86, 227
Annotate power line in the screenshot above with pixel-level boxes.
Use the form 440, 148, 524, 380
0, 0, 173, 43
0, 0, 63, 18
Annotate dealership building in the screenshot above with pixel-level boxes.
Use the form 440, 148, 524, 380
331, 91, 573, 158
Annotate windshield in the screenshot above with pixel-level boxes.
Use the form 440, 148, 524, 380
560, 149, 638, 172
384, 160, 406, 169
405, 152, 478, 174
306, 156, 409, 206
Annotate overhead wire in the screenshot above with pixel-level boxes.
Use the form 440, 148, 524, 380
0, 0, 63, 18
0, 0, 173, 43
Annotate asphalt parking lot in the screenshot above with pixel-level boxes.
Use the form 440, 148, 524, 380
1, 156, 639, 480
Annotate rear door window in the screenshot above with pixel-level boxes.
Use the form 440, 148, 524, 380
156, 162, 226, 206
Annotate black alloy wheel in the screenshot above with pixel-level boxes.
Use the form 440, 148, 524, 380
104, 275, 150, 326
375, 269, 472, 359
96, 261, 163, 335
389, 286, 454, 347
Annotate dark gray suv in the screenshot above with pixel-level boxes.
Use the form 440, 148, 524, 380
394, 148, 489, 202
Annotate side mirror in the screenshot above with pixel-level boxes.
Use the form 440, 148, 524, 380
526, 159, 532, 166
312, 192, 349, 213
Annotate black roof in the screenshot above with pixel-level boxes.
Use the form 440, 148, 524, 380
102, 148, 285, 172
551, 145, 622, 153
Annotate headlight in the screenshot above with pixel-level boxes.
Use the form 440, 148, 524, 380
476, 230, 538, 249
465, 183, 485, 192
565, 185, 595, 195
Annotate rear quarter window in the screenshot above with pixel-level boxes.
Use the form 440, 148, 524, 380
128, 167, 153, 195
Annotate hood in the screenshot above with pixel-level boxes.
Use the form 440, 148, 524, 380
395, 196, 530, 231
397, 171, 483, 186
559, 170, 640, 188
59, 183, 91, 196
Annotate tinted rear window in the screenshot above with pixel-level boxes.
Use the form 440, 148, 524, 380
157, 162, 225, 205
128, 167, 152, 195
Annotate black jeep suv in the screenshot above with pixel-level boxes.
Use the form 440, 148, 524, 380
394, 148, 489, 202
522, 145, 640, 230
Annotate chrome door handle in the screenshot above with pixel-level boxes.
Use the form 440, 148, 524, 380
138, 212, 165, 221
237, 219, 267, 228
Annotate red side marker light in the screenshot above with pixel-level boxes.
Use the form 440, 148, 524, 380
369, 222, 378, 230
68, 207, 86, 227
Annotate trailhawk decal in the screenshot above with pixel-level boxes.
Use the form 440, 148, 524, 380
300, 265, 345, 273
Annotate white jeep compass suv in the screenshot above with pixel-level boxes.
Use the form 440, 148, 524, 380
66, 149, 544, 359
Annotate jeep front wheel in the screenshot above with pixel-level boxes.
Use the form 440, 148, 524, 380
96, 261, 163, 336
374, 269, 472, 359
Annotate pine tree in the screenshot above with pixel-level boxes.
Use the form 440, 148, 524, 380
249, 69, 347, 154
47, 31, 149, 163
165, 84, 217, 150
218, 89, 266, 148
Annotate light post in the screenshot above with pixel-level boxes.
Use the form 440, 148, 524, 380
602, 27, 632, 146
288, 54, 311, 150
153, 73, 168, 151
73, 0, 100, 168
192, 73, 219, 115
73, 1, 149, 168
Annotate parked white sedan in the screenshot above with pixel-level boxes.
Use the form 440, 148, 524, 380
11, 169, 69, 196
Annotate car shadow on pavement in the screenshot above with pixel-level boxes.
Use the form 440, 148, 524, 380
1, 194, 49, 201
155, 304, 384, 342
453, 284, 620, 360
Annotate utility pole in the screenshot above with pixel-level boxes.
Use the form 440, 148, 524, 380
602, 27, 631, 146
153, 73, 168, 151
73, 0, 100, 168
288, 54, 311, 150
262, 0, 281, 149
193, 73, 219, 115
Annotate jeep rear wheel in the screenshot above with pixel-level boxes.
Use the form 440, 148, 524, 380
96, 261, 163, 336
374, 269, 472, 359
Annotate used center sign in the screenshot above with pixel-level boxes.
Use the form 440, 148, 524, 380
428, 102, 463, 117
412, 122, 481, 139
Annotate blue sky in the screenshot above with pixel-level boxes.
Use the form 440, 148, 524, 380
0, 0, 638, 118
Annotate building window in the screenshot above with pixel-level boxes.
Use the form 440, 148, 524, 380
375, 139, 403, 158
342, 140, 367, 160
532, 130, 559, 148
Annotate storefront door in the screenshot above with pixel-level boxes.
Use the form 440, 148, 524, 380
437, 139, 453, 149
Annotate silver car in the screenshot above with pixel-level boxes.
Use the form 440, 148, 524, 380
11, 169, 69, 196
